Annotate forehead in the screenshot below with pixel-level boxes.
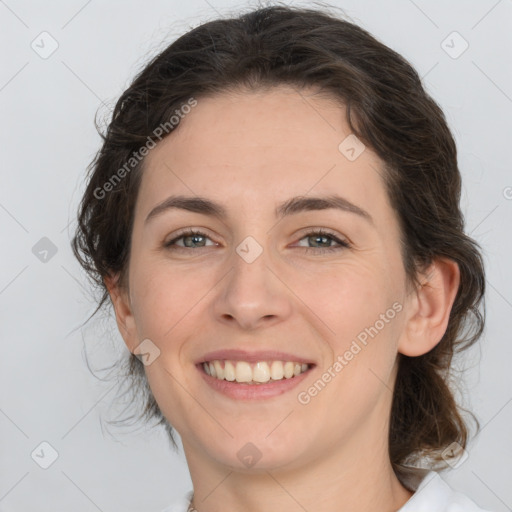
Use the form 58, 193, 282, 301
136, 86, 391, 222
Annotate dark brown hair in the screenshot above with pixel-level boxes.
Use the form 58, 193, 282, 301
71, 2, 486, 479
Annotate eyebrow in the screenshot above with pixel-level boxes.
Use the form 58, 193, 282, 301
144, 194, 373, 225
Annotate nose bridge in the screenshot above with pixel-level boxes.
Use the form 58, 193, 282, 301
214, 233, 291, 329
232, 234, 270, 291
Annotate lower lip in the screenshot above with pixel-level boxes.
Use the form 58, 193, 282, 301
197, 364, 314, 400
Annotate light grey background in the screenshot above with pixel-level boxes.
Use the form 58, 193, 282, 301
1, 0, 511, 510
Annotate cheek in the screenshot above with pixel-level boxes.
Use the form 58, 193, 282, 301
292, 260, 402, 387
296, 264, 402, 425
129, 258, 203, 343
292, 260, 394, 339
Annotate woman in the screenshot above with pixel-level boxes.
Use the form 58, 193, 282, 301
72, 4, 492, 511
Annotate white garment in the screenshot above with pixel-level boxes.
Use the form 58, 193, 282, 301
161, 469, 494, 512
398, 468, 494, 511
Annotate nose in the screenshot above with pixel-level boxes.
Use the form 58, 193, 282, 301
213, 242, 293, 331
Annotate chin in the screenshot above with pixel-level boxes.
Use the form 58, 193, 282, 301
201, 434, 311, 473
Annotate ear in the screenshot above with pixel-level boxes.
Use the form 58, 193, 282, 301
104, 274, 138, 354
398, 257, 460, 357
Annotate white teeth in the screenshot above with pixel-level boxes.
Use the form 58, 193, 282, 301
270, 361, 284, 380
283, 361, 294, 378
213, 360, 224, 380
253, 362, 270, 383
201, 359, 310, 383
224, 361, 236, 381
235, 361, 252, 383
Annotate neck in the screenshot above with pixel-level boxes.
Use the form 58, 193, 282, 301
182, 418, 414, 512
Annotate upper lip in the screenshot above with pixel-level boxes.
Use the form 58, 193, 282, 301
197, 349, 316, 365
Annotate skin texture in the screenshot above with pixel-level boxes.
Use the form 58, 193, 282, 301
105, 85, 460, 512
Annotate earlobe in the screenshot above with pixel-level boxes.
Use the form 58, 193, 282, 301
398, 258, 460, 357
104, 274, 138, 353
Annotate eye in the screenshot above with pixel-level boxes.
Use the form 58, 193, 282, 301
164, 228, 350, 255
164, 229, 217, 250
295, 229, 351, 255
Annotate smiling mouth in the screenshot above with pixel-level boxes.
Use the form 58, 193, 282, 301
200, 359, 313, 384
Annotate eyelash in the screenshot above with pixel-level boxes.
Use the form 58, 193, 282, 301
164, 228, 351, 255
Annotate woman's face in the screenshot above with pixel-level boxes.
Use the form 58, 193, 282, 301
112, 85, 415, 471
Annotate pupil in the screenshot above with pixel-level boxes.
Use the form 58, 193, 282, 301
312, 235, 328, 247
186, 235, 204, 247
